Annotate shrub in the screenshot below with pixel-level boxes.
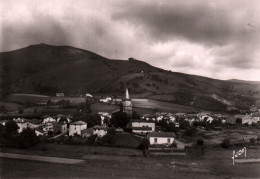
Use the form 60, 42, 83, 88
184, 127, 197, 136
250, 138, 256, 145
221, 138, 231, 148
197, 139, 204, 146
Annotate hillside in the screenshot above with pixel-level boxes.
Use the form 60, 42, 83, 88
1, 44, 260, 111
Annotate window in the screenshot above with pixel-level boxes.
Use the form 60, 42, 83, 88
167, 138, 171, 144
154, 138, 157, 143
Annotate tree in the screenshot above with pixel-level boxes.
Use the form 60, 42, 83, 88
47, 99, 52, 106
4, 121, 19, 138
19, 128, 40, 148
18, 107, 24, 114
110, 111, 129, 129
197, 139, 205, 156
184, 127, 197, 136
221, 138, 231, 148
101, 128, 116, 145
0, 124, 4, 137
138, 138, 150, 157
180, 120, 190, 129
236, 118, 242, 124
0, 105, 7, 113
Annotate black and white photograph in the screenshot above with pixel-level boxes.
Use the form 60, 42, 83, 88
0, 0, 260, 178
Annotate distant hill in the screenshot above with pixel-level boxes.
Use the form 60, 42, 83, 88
1, 44, 260, 111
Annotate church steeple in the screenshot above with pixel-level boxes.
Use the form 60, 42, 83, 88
122, 88, 132, 116
125, 88, 130, 99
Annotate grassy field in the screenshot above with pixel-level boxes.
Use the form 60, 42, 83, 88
4, 93, 86, 104
90, 103, 120, 113
193, 128, 260, 146
1, 143, 260, 178
4, 93, 49, 103
132, 99, 199, 113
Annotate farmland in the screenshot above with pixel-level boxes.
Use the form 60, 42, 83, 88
132, 99, 199, 113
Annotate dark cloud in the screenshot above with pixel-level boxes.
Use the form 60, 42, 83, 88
111, 1, 256, 47
1, 14, 71, 52
0, 0, 259, 80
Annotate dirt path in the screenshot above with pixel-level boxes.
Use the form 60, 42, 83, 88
0, 152, 84, 164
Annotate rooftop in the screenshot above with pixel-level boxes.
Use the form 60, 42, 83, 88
132, 127, 152, 131
70, 121, 87, 125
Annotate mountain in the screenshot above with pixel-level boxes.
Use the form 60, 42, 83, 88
1, 44, 260, 111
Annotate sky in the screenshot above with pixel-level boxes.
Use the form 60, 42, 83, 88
1, 0, 260, 81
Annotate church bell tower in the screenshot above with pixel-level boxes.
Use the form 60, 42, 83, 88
122, 88, 132, 116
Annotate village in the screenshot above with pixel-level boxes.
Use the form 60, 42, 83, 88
1, 89, 260, 154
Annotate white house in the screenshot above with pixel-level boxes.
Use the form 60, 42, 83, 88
131, 120, 155, 131
148, 132, 176, 145
100, 97, 112, 103
128, 120, 155, 134
43, 117, 56, 123
69, 121, 87, 136
35, 129, 44, 136
86, 93, 93, 98
93, 126, 108, 137
60, 122, 68, 134
17, 122, 29, 133
56, 93, 64, 97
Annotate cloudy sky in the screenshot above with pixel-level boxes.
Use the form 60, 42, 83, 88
1, 0, 260, 81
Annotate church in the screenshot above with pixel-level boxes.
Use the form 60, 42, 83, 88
122, 88, 133, 116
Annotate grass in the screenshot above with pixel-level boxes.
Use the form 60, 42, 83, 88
0, 143, 142, 159
90, 103, 119, 113
114, 133, 143, 148
1, 144, 260, 178
132, 99, 198, 113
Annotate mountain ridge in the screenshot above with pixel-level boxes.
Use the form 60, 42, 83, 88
1, 44, 260, 111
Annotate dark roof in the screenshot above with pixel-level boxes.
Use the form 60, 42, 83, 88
93, 125, 107, 130
132, 127, 152, 131
148, 132, 175, 138
70, 121, 87, 125
82, 128, 93, 134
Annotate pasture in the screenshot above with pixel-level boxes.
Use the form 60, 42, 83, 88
4, 93, 86, 104
1, 143, 260, 178
90, 103, 120, 113
132, 99, 198, 113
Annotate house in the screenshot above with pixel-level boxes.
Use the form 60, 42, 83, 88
148, 132, 176, 145
35, 129, 44, 136
127, 120, 155, 134
59, 121, 68, 134
82, 128, 93, 138
100, 97, 112, 103
17, 121, 29, 133
132, 127, 153, 134
98, 112, 112, 125
93, 125, 108, 137
43, 117, 56, 123
56, 93, 64, 97
86, 93, 93, 98
0, 120, 8, 126
69, 121, 87, 136
27, 119, 42, 129
42, 122, 55, 134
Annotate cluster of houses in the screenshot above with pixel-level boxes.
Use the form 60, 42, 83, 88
0, 114, 109, 139
1, 89, 260, 147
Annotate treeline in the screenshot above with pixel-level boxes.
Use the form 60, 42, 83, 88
0, 121, 40, 148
